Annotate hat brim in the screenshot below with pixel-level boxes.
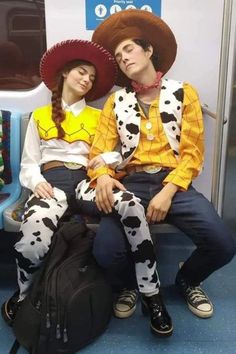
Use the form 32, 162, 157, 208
92, 10, 177, 87
40, 39, 117, 101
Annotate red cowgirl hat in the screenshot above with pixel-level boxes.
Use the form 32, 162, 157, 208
39, 39, 117, 101
92, 9, 177, 87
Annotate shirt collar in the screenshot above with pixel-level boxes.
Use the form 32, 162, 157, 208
62, 98, 86, 116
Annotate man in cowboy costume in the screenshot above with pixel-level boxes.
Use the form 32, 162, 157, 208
81, 9, 235, 324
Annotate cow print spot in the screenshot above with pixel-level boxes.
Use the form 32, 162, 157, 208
160, 112, 177, 124
124, 147, 136, 159
133, 103, 139, 112
19, 270, 28, 284
126, 87, 133, 94
15, 250, 37, 274
122, 216, 141, 229
36, 237, 42, 242
119, 96, 123, 102
120, 192, 133, 202
129, 201, 135, 207
132, 240, 156, 269
23, 209, 36, 222
33, 231, 40, 237
165, 100, 170, 104
173, 88, 184, 102
126, 123, 139, 135
42, 217, 56, 232
31, 241, 35, 245
27, 197, 50, 209
150, 270, 158, 284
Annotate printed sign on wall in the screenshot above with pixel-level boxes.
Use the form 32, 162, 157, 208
86, 0, 161, 30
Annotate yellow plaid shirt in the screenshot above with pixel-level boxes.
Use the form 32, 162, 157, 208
88, 82, 204, 190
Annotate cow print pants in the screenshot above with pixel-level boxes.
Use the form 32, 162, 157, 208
76, 179, 160, 296
15, 187, 69, 300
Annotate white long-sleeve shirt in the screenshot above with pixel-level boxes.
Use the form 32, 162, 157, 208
20, 99, 121, 191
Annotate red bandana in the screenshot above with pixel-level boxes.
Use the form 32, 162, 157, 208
131, 71, 163, 93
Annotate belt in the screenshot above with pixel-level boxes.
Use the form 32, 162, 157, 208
126, 165, 163, 175
41, 161, 86, 172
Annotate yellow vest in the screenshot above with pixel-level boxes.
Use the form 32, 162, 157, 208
33, 104, 101, 144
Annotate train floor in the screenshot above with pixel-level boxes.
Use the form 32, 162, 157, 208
0, 232, 236, 354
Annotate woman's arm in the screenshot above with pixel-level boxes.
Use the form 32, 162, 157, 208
19, 115, 47, 192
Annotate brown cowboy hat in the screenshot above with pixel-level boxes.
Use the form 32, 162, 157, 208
40, 39, 117, 101
92, 9, 177, 87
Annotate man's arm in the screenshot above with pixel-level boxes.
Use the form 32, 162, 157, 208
88, 93, 120, 183
87, 94, 126, 213
163, 82, 204, 191
147, 83, 204, 223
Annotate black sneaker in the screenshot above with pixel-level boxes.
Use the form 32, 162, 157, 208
113, 289, 138, 318
141, 293, 173, 337
1, 291, 22, 326
175, 273, 213, 318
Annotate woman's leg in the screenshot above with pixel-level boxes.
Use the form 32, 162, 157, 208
76, 180, 160, 295
15, 187, 68, 300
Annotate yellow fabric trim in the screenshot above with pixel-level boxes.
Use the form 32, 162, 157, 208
33, 104, 101, 144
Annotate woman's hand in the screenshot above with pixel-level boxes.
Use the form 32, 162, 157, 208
88, 156, 105, 170
34, 181, 54, 199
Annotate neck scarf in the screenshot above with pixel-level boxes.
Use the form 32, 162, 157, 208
131, 71, 163, 93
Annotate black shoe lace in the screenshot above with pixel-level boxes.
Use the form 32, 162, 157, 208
117, 289, 137, 306
186, 286, 209, 304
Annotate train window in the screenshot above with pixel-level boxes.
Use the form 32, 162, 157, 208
0, 0, 46, 90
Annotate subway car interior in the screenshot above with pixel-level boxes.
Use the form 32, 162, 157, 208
0, 1, 236, 353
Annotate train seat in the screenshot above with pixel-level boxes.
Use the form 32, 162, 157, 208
0, 110, 21, 229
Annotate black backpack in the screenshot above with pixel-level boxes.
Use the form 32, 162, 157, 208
10, 220, 113, 354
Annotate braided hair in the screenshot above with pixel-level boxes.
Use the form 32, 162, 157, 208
51, 59, 94, 139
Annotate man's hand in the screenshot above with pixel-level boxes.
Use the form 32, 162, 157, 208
88, 156, 105, 170
34, 181, 54, 199
146, 183, 179, 223
96, 174, 126, 213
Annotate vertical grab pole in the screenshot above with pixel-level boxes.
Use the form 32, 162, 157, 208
211, 0, 233, 214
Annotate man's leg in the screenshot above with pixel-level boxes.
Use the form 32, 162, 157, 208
94, 215, 139, 319
167, 185, 236, 317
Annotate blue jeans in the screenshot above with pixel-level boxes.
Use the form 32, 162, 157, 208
93, 170, 236, 286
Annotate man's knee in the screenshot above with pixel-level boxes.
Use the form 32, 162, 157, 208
93, 238, 129, 270
209, 230, 236, 265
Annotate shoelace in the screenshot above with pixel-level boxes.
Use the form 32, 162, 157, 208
186, 286, 209, 304
117, 290, 137, 304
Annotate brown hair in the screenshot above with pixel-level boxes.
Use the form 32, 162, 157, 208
51, 59, 95, 139
133, 39, 158, 71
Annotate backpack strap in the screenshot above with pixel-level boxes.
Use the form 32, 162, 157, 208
9, 340, 20, 354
